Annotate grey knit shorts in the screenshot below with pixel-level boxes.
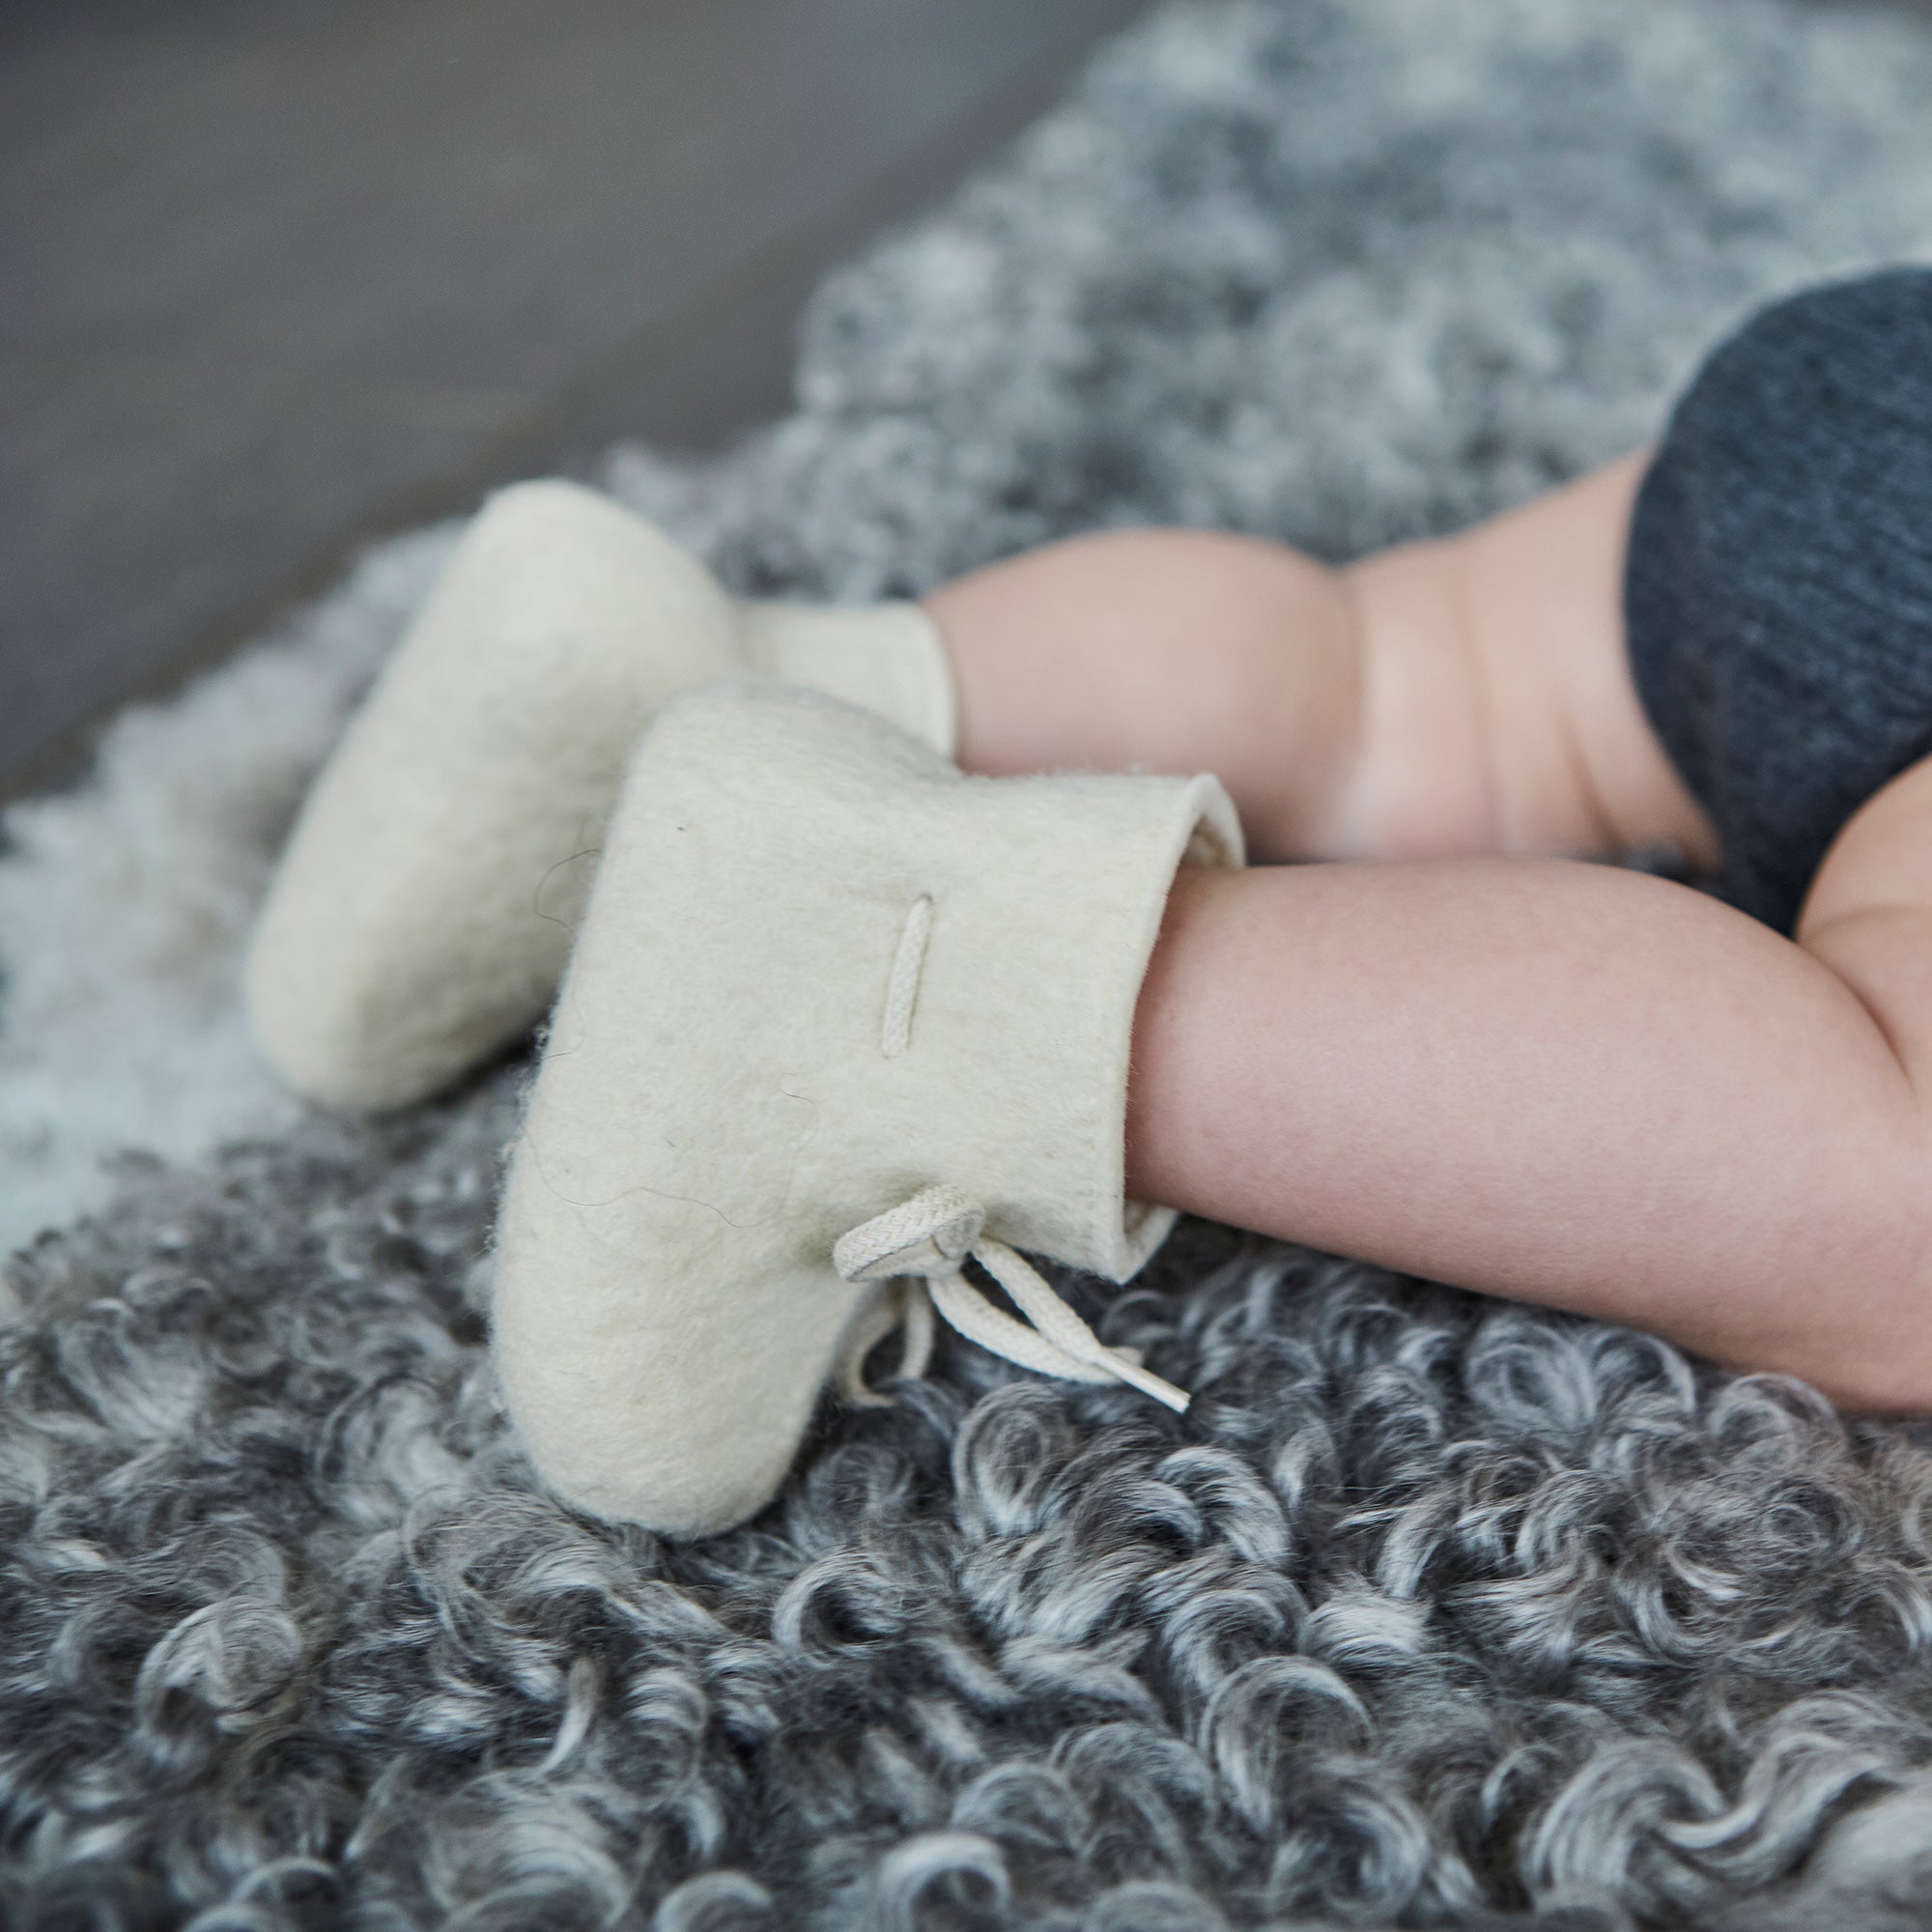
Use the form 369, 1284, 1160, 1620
1625, 268, 1932, 935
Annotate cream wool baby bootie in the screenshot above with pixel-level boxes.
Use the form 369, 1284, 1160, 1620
245, 480, 953, 1109
493, 683, 1243, 1537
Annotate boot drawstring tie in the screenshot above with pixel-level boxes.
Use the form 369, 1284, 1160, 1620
832, 1183, 1190, 1411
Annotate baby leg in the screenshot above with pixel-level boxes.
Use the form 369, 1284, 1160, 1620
1124, 853, 1932, 1411
925, 528, 1368, 862
924, 460, 1710, 868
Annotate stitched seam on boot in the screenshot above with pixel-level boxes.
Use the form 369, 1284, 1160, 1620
881, 896, 935, 1058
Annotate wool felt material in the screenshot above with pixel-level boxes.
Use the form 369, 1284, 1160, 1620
244, 478, 953, 1111
492, 683, 1241, 1536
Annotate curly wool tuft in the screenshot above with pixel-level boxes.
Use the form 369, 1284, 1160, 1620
12, 1119, 1932, 1928
10, 1, 1932, 1925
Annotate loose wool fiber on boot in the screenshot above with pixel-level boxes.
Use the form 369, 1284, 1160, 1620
10, 1, 1932, 1925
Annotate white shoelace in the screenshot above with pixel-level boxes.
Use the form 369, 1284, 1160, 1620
831, 1183, 1190, 1411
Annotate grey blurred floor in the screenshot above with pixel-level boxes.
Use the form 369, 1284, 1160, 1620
0, 0, 1148, 802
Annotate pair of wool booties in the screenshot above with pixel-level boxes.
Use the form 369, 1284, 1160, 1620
248, 482, 1244, 1536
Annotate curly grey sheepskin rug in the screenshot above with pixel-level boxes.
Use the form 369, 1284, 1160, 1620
10, 2, 1932, 1925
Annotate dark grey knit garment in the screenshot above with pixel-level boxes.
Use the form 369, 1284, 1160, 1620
1629, 268, 1932, 934
12, 3, 1932, 1928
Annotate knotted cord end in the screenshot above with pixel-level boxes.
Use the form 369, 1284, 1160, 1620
833, 1187, 1191, 1412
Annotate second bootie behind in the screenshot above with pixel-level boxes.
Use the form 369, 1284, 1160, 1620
246, 480, 954, 1110
493, 684, 1243, 1537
